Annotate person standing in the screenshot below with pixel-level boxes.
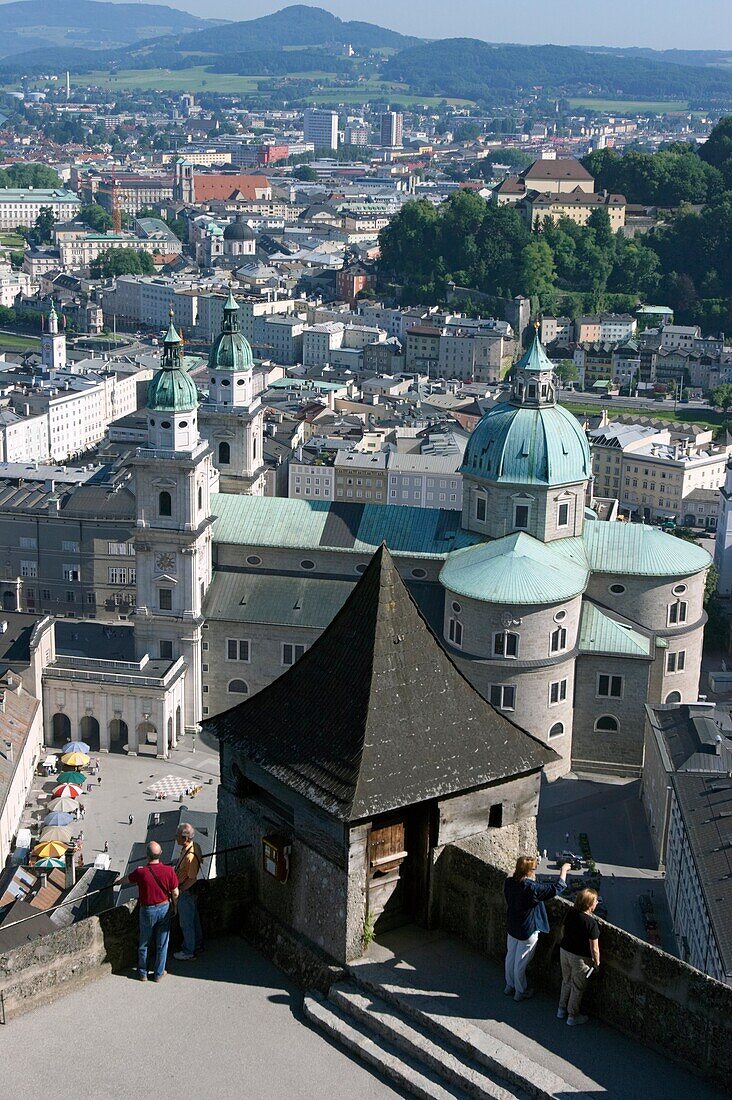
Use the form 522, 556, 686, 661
557, 888, 601, 1026
128, 814, 134, 826
118, 842, 178, 982
504, 856, 571, 1001
173, 823, 203, 961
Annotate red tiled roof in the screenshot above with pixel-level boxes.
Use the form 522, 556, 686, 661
194, 173, 270, 202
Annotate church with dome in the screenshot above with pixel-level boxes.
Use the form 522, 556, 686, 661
198, 329, 711, 779
24, 313, 711, 779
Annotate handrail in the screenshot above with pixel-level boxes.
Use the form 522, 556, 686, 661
2, 842, 252, 930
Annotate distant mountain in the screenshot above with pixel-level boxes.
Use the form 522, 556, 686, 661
0, 0, 217, 57
576, 46, 732, 70
384, 39, 732, 103
172, 4, 417, 55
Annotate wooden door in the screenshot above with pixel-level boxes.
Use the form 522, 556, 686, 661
368, 819, 409, 931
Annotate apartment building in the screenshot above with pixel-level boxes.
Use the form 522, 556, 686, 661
257, 315, 305, 364
302, 322, 344, 368
303, 109, 339, 152
387, 453, 462, 510
589, 421, 731, 523
334, 451, 388, 503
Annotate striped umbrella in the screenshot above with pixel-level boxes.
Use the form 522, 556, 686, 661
51, 784, 83, 799
33, 857, 65, 870
43, 811, 74, 827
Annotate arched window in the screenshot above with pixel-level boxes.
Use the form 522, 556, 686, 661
218, 441, 231, 465
158, 491, 172, 517
665, 691, 682, 704
198, 485, 203, 510
253, 436, 257, 460
595, 715, 619, 733
549, 722, 564, 738
228, 679, 248, 694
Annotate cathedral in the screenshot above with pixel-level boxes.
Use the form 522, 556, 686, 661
3, 312, 712, 776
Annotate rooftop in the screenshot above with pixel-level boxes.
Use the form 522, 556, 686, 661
211, 495, 480, 560
582, 522, 711, 578
579, 600, 652, 658
672, 772, 732, 978
439, 533, 588, 606
205, 546, 553, 821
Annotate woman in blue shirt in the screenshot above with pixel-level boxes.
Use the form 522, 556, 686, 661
504, 855, 571, 1001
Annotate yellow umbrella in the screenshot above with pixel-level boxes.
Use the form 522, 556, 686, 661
40, 826, 73, 843
60, 751, 90, 767
33, 840, 69, 859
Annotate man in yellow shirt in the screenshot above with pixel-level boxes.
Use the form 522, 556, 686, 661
173, 822, 203, 961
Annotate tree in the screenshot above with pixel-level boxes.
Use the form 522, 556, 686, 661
80, 203, 112, 232
519, 240, 556, 305
90, 248, 155, 279
710, 383, 732, 411
554, 360, 579, 384
292, 165, 317, 181
34, 206, 55, 244
0, 163, 61, 189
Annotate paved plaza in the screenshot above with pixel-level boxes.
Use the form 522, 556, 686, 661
537, 774, 676, 952
0, 937, 403, 1100
22, 734, 220, 879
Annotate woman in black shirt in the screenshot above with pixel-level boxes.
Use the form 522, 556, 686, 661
557, 887, 601, 1026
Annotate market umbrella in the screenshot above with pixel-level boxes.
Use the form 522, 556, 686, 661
40, 826, 73, 843
33, 840, 69, 859
62, 741, 90, 754
43, 811, 74, 827
47, 795, 80, 812
51, 783, 83, 799
60, 752, 90, 768
33, 857, 65, 870
56, 771, 86, 785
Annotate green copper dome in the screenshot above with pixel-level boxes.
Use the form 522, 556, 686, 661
207, 291, 254, 372
460, 402, 591, 486
461, 333, 590, 487
147, 317, 199, 413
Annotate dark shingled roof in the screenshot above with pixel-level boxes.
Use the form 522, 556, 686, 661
204, 544, 554, 822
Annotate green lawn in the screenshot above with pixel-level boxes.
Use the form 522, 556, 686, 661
0, 233, 24, 248
0, 330, 40, 350
564, 402, 724, 431
69, 67, 267, 93
567, 98, 688, 113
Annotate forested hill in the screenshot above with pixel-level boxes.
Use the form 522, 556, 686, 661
0, 0, 214, 57
174, 5, 417, 54
384, 39, 732, 103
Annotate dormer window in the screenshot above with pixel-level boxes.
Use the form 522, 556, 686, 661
528, 384, 537, 400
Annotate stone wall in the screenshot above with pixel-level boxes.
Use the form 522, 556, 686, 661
0, 871, 249, 1022
431, 838, 732, 1086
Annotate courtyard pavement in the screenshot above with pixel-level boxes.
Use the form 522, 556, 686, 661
0, 936, 403, 1100
22, 734, 220, 880
537, 774, 676, 952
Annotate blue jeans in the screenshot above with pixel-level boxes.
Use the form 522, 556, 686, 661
138, 903, 171, 979
178, 891, 203, 955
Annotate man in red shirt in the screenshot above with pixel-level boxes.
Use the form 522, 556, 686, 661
119, 841, 179, 982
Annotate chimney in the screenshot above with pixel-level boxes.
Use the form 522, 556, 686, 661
0, 690, 5, 712
64, 848, 76, 890
716, 734, 723, 756
40, 872, 48, 889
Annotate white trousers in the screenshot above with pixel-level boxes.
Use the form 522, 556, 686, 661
504, 932, 540, 994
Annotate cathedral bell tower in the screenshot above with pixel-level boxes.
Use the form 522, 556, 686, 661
198, 290, 265, 494
131, 312, 214, 736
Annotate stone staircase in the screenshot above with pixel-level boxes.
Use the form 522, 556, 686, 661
304, 973, 587, 1100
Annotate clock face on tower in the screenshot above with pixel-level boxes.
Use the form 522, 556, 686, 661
156, 552, 177, 572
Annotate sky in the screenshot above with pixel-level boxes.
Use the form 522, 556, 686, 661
156, 0, 732, 52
